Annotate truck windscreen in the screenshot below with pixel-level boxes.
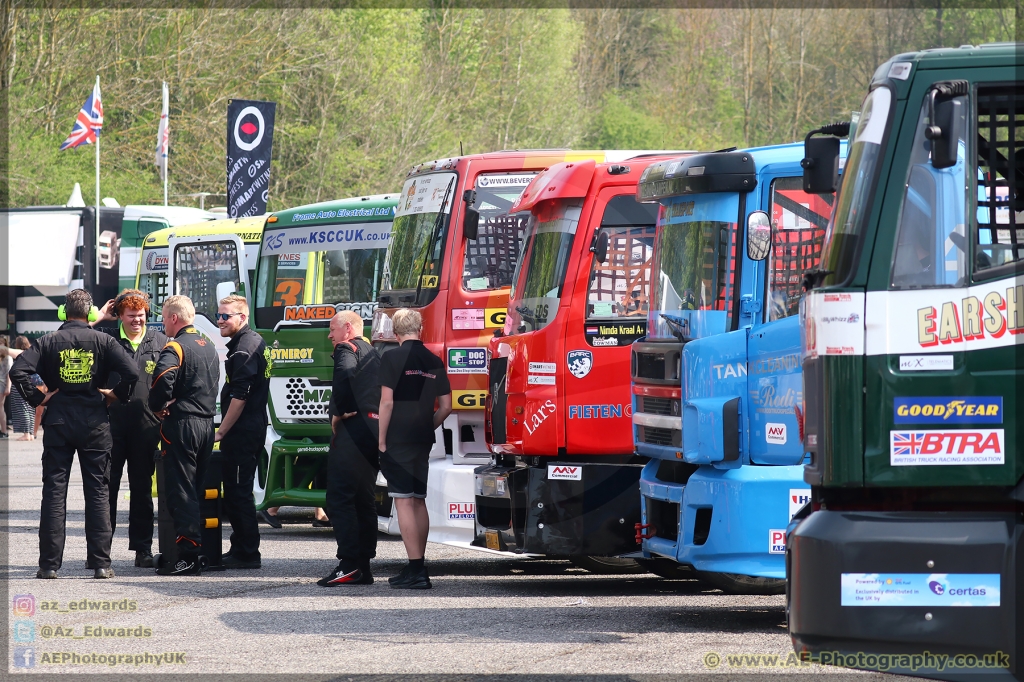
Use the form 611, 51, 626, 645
382, 172, 456, 294
462, 173, 537, 292
820, 86, 892, 285
646, 192, 738, 341
254, 222, 391, 329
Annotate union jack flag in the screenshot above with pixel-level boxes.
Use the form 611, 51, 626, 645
891, 431, 924, 456
60, 79, 103, 151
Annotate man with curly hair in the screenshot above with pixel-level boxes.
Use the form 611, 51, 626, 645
92, 289, 167, 568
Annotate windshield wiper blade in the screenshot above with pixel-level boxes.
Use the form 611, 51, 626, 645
659, 313, 694, 343
413, 178, 456, 303
273, 319, 313, 333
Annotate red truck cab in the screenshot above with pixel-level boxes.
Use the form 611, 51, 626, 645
371, 150, 616, 546
478, 154, 687, 561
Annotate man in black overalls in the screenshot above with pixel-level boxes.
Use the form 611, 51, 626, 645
317, 310, 381, 586
10, 289, 138, 579
92, 289, 167, 567
149, 295, 219, 576
215, 294, 269, 569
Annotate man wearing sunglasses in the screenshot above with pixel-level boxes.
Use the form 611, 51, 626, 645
214, 294, 270, 569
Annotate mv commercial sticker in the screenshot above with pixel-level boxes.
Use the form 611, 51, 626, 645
841, 573, 1000, 607
548, 465, 582, 481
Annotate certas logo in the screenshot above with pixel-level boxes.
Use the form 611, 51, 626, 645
567, 350, 593, 379
894, 397, 1002, 424
145, 250, 169, 271
58, 348, 94, 384
929, 580, 945, 595
548, 465, 582, 481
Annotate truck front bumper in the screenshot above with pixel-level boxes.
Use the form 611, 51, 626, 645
474, 461, 643, 556
788, 510, 1021, 679
255, 427, 330, 510
640, 461, 806, 578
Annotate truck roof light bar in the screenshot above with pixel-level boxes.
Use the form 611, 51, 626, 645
636, 151, 756, 203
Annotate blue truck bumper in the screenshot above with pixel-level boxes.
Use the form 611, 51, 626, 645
639, 460, 807, 578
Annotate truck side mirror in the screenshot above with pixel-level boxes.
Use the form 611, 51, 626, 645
801, 122, 849, 194
746, 211, 772, 261
590, 231, 609, 263
463, 207, 480, 240
926, 88, 965, 169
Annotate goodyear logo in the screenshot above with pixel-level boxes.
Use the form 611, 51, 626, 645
894, 397, 1002, 424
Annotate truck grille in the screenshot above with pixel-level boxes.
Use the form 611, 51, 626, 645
639, 426, 681, 447
638, 396, 678, 416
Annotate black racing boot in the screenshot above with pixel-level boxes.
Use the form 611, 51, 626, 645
317, 561, 370, 586
221, 553, 262, 569
390, 564, 431, 590
135, 551, 155, 568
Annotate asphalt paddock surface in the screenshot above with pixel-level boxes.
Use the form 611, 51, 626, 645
2, 437, 909, 681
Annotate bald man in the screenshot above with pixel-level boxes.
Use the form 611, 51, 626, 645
317, 311, 382, 586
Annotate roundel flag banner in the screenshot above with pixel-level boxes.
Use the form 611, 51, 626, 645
227, 99, 277, 218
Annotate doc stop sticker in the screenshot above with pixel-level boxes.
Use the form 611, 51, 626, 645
841, 573, 1000, 607
448, 348, 488, 374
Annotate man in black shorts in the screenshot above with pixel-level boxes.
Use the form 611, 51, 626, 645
377, 309, 451, 590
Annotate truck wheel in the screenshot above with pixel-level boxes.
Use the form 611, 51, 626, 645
694, 571, 786, 595
570, 556, 647, 575
635, 558, 694, 579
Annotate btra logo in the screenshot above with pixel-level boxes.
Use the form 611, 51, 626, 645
548, 465, 582, 481
769, 529, 786, 554
766, 422, 787, 444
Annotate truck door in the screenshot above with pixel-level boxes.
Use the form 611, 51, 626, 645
747, 175, 832, 466
563, 191, 658, 454
168, 233, 249, 365
866, 78, 1021, 486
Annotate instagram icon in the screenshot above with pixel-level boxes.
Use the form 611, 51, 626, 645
12, 594, 35, 617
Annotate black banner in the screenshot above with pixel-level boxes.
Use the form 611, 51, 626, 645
226, 99, 276, 218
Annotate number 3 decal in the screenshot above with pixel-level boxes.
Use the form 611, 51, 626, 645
275, 280, 302, 307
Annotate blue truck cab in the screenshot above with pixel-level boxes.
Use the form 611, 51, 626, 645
630, 142, 843, 593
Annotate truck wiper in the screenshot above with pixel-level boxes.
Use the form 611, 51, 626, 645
273, 319, 312, 333
413, 177, 455, 304
660, 313, 694, 343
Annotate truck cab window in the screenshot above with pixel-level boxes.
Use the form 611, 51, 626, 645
768, 177, 831, 320
462, 174, 536, 292
975, 84, 1024, 273
174, 241, 241, 324
586, 195, 658, 319
891, 91, 968, 288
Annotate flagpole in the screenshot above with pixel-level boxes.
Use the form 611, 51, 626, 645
163, 82, 168, 207
95, 74, 101, 285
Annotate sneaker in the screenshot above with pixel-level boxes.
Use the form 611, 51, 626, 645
94, 567, 115, 579
257, 510, 282, 529
221, 553, 262, 569
157, 557, 201, 576
36, 569, 57, 579
387, 564, 413, 585
135, 551, 154, 568
390, 566, 431, 590
317, 563, 370, 586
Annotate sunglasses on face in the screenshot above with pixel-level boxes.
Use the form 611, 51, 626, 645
215, 312, 243, 321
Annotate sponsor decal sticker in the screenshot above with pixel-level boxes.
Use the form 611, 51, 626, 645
452, 308, 505, 330
591, 337, 618, 347
583, 321, 646, 347
789, 489, 811, 520
528, 362, 556, 374
144, 250, 169, 272
528, 375, 556, 385
548, 464, 582, 481
769, 529, 786, 554
270, 347, 315, 364
713, 363, 747, 379
899, 354, 954, 371
567, 350, 593, 379
284, 302, 375, 322
277, 253, 301, 267
525, 399, 557, 435
894, 397, 1002, 424
890, 429, 1004, 466
766, 422, 787, 444
452, 389, 488, 409
568, 404, 632, 419
448, 348, 488, 374
448, 502, 475, 520
841, 573, 1000, 607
